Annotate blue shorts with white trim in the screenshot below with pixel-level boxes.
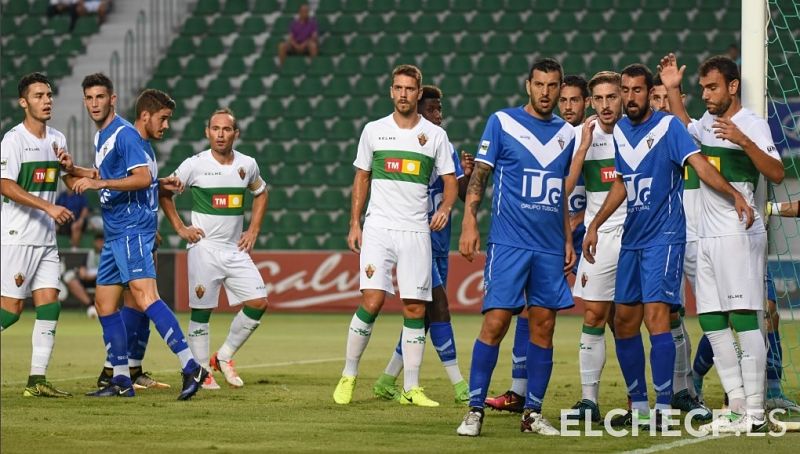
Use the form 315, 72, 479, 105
615, 243, 684, 307
97, 232, 157, 285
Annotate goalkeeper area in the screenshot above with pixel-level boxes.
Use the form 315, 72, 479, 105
2, 312, 799, 452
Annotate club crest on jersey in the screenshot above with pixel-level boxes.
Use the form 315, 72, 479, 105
557, 135, 565, 150
417, 133, 427, 146
195, 284, 205, 299
51, 142, 58, 153
14, 273, 24, 287
364, 264, 375, 279
581, 273, 588, 288
646, 133, 655, 149
238, 166, 246, 180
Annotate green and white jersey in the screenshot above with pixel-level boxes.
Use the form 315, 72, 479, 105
0, 123, 66, 246
354, 114, 454, 232
173, 149, 266, 251
575, 122, 626, 231
688, 108, 780, 237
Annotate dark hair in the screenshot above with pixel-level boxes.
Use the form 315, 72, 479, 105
420, 85, 442, 101
391, 64, 422, 88
699, 55, 740, 86
135, 89, 176, 117
563, 74, 589, 98
18, 72, 51, 98
653, 73, 682, 94
588, 71, 621, 93
208, 107, 238, 130
620, 63, 654, 90
528, 58, 563, 82
81, 73, 114, 94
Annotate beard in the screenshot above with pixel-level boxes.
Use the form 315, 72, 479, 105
624, 100, 650, 123
707, 96, 732, 115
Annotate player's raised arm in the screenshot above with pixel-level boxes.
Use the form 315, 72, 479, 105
565, 115, 596, 195
582, 175, 626, 264
658, 53, 691, 126
686, 153, 754, 228
73, 164, 151, 194
459, 161, 491, 262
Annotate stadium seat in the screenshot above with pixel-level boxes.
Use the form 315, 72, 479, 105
495, 13, 523, 33
181, 16, 207, 36
240, 77, 266, 97
258, 99, 284, 119
285, 98, 312, 118
326, 77, 351, 97
275, 212, 303, 234
281, 57, 309, 77
182, 116, 207, 140
251, 0, 279, 14
306, 212, 333, 235
623, 35, 653, 54
168, 36, 195, 57
244, 120, 270, 141
154, 56, 182, 78
194, 0, 220, 14
474, 55, 502, 75
452, 97, 481, 119
662, 11, 688, 32
415, 14, 439, 33
321, 235, 346, 250
467, 14, 494, 33
312, 98, 340, 120
605, 12, 633, 33
494, 75, 520, 97
485, 35, 512, 54
271, 120, 300, 141
205, 77, 232, 98
339, 99, 367, 121
219, 55, 247, 77
450, 0, 477, 12
294, 235, 321, 250
598, 34, 624, 53
448, 55, 473, 76
547, 12, 573, 33
230, 36, 256, 56
304, 165, 330, 185
172, 78, 199, 99
184, 56, 211, 77
440, 14, 468, 34
297, 78, 324, 97
18, 16, 43, 36
302, 119, 328, 141
335, 55, 361, 76
209, 16, 236, 36
223, 0, 248, 15
329, 164, 354, 187
228, 98, 253, 119
288, 188, 316, 210
394, 0, 422, 13
2, 0, 29, 16
240, 16, 266, 35
375, 35, 401, 55
318, 188, 347, 210
329, 119, 356, 141
30, 36, 56, 57
317, 144, 343, 164
541, 33, 568, 54
385, 15, 413, 34
588, 54, 615, 75
331, 14, 357, 34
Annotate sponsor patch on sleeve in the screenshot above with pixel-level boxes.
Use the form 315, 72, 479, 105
478, 140, 490, 155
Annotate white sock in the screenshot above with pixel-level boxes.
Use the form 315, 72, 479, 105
217, 310, 261, 361
510, 378, 527, 396
30, 320, 57, 376
342, 312, 373, 377
738, 330, 767, 421
177, 348, 193, 369
579, 331, 606, 403
384, 351, 403, 377
671, 321, 690, 394
401, 324, 425, 391
707, 328, 746, 412
442, 359, 464, 385
128, 358, 142, 368
187, 321, 211, 367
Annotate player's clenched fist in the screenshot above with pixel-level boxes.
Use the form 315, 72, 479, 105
47, 204, 74, 225
178, 225, 205, 244
459, 226, 480, 262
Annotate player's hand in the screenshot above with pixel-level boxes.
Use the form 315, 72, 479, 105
429, 207, 450, 231
347, 224, 362, 253
56, 148, 74, 173
580, 116, 597, 150
563, 241, 577, 275
460, 151, 475, 178
159, 175, 184, 193
178, 225, 205, 243
569, 214, 583, 233
72, 177, 102, 194
582, 226, 598, 264
733, 192, 755, 229
47, 204, 75, 225
712, 117, 747, 146
459, 225, 481, 262
656, 53, 685, 90
238, 229, 257, 252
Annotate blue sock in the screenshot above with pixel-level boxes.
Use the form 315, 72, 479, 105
615, 334, 648, 407
693, 334, 714, 377
131, 313, 151, 363
650, 332, 676, 408
525, 342, 553, 412
394, 329, 403, 356
99, 312, 131, 387
468, 339, 499, 408
430, 321, 457, 363
120, 306, 144, 361
512, 316, 529, 381
767, 331, 783, 396
144, 300, 197, 373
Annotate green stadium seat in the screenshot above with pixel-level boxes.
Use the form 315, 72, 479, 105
270, 164, 302, 187
394, 0, 422, 12
223, 0, 248, 15
318, 189, 347, 210
252, 0, 279, 13
448, 56, 473, 76
457, 35, 482, 55
294, 235, 321, 250
464, 77, 490, 96
205, 77, 232, 98
168, 36, 195, 57
331, 14, 357, 34
450, 0, 477, 12
238, 77, 264, 97
641, 0, 669, 10
154, 56, 181, 78
420, 55, 445, 75
258, 99, 283, 119
236, 143, 259, 157
440, 14, 468, 34
181, 16, 206, 36
273, 14, 294, 35
375, 35, 401, 55
145, 76, 171, 93
209, 16, 236, 36
302, 119, 327, 140
698, 0, 726, 11
326, 77, 351, 97
494, 75, 520, 97
414, 14, 439, 33
445, 120, 470, 144
654, 33, 681, 56
306, 213, 333, 234
288, 188, 316, 210
515, 34, 539, 53
349, 36, 373, 55
317, 0, 341, 13
485, 97, 511, 115
18, 16, 44, 35
2, 0, 29, 15
267, 187, 289, 209
328, 164, 355, 187
547, 12, 573, 33
474, 55, 502, 75
321, 35, 346, 55
321, 235, 345, 250
662, 11, 688, 32
719, 10, 741, 32
194, 0, 220, 14
45, 56, 71, 80
605, 12, 633, 33
540, 34, 567, 54
296, 78, 323, 98
385, 15, 413, 34
711, 32, 739, 52
505, 0, 529, 12
623, 35, 653, 54
329, 119, 355, 141
362, 55, 390, 77
588, 54, 615, 75
184, 56, 211, 77
182, 116, 207, 140
467, 14, 493, 33
335, 55, 361, 76
495, 13, 523, 33
172, 78, 199, 99
312, 98, 339, 119
30, 36, 56, 57
598, 34, 624, 52
4, 37, 29, 56
281, 57, 309, 77
229, 36, 256, 56
218, 55, 246, 77
274, 212, 303, 233
561, 54, 586, 76
307, 56, 335, 77
286, 98, 312, 119
453, 97, 481, 119
240, 16, 266, 35
271, 77, 297, 97
352, 77, 379, 97
251, 55, 277, 76
682, 32, 711, 54
317, 144, 343, 164
303, 165, 329, 185
1, 15, 16, 34
341, 98, 368, 119
587, 0, 614, 11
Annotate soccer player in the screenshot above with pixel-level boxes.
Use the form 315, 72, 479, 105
456, 58, 576, 437
0, 72, 76, 397
563, 71, 626, 422
651, 74, 710, 419
78, 74, 168, 391
69, 88, 208, 399
160, 108, 269, 390
372, 85, 473, 404
583, 63, 753, 429
332, 65, 457, 407
485, 74, 589, 414
660, 54, 785, 432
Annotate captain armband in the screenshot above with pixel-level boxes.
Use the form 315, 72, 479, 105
249, 177, 267, 196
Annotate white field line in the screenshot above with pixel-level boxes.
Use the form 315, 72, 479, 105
620, 434, 732, 454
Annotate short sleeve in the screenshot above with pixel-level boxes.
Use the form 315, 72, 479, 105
117, 129, 149, 172
247, 158, 266, 194
433, 130, 455, 176
744, 118, 781, 162
450, 145, 465, 179
687, 117, 702, 144
668, 117, 700, 166
1, 133, 20, 181
474, 113, 503, 168
353, 125, 373, 171
172, 156, 195, 186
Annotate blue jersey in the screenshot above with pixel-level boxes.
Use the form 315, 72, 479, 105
428, 144, 465, 257
475, 107, 575, 254
94, 115, 158, 241
613, 110, 699, 249
569, 174, 586, 250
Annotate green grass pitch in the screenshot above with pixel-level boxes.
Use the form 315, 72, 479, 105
1, 312, 798, 452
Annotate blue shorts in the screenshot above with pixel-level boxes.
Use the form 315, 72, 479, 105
482, 243, 573, 314
615, 244, 684, 306
431, 256, 449, 289
766, 270, 777, 302
97, 232, 157, 286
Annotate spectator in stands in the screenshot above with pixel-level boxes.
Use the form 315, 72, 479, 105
47, 0, 110, 31
727, 43, 741, 66
62, 233, 103, 318
277, 3, 318, 67
55, 185, 90, 249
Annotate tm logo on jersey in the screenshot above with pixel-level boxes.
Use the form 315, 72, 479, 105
520, 169, 561, 212
384, 158, 420, 176
600, 167, 617, 183
623, 173, 652, 210
212, 194, 243, 208
33, 167, 57, 183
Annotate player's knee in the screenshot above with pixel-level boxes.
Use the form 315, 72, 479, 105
426, 296, 450, 323
402, 301, 425, 319
1, 297, 24, 315
584, 305, 608, 328
479, 314, 511, 345
246, 298, 268, 311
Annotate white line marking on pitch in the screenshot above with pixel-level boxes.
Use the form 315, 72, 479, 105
620, 434, 732, 454
1, 357, 342, 386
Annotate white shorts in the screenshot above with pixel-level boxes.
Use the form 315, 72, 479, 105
573, 225, 622, 301
359, 224, 432, 301
695, 233, 766, 314
683, 240, 698, 292
1, 245, 61, 299
187, 243, 268, 309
